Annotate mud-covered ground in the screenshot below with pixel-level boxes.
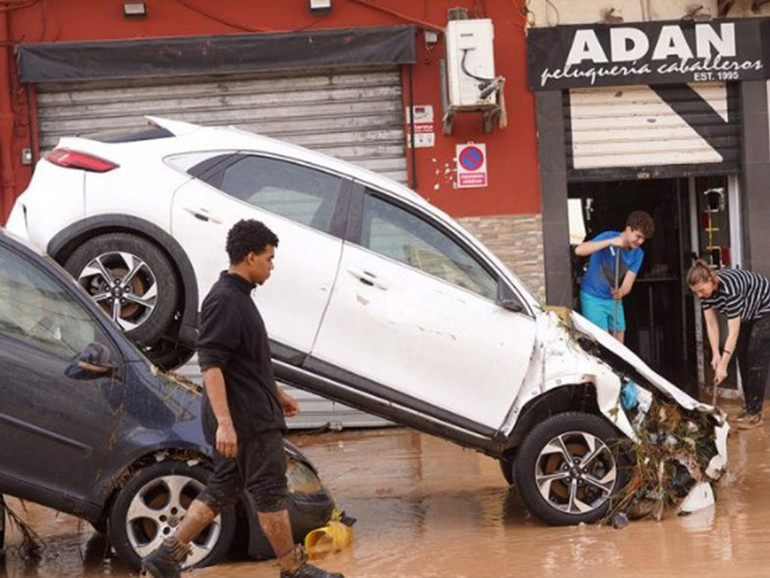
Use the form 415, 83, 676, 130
2, 401, 768, 577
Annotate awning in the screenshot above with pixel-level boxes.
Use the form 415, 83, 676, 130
18, 25, 417, 83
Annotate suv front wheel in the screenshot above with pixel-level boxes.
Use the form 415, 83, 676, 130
514, 412, 629, 526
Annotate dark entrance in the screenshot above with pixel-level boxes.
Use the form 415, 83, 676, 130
568, 178, 698, 395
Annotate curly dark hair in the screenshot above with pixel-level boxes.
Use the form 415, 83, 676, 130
226, 219, 279, 264
626, 210, 655, 238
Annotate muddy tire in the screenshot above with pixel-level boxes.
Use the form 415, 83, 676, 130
108, 461, 236, 571
514, 412, 628, 526
499, 457, 514, 486
64, 233, 179, 347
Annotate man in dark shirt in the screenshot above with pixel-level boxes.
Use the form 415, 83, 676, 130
142, 219, 342, 578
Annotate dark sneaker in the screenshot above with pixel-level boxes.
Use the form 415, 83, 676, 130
280, 562, 344, 578
141, 537, 191, 578
280, 546, 344, 578
736, 412, 763, 430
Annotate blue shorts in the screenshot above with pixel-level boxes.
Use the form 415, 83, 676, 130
580, 291, 626, 332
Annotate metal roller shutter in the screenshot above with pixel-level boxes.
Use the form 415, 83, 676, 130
36, 66, 407, 183
35, 66, 405, 429
565, 83, 740, 177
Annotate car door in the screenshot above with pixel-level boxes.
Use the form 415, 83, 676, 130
311, 188, 538, 432
0, 242, 126, 502
171, 153, 347, 356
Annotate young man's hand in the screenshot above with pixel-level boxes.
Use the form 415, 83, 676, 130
278, 389, 300, 417
216, 420, 238, 458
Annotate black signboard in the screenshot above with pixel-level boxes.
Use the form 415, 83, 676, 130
527, 18, 769, 90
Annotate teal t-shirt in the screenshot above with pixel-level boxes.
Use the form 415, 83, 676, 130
580, 231, 643, 300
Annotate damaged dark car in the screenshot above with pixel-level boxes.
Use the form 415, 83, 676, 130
0, 230, 334, 570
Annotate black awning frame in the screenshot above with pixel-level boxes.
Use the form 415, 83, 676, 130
18, 25, 417, 83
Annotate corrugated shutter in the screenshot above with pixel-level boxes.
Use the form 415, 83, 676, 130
35, 67, 403, 429
36, 66, 407, 183
180, 356, 392, 430
566, 83, 740, 173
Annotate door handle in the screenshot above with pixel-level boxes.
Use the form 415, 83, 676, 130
182, 206, 223, 224
347, 268, 388, 290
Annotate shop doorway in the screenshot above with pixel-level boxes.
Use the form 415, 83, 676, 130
568, 178, 698, 394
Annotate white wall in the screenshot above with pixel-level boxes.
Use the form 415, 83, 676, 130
528, 0, 722, 26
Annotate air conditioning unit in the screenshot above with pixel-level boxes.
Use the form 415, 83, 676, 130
445, 19, 497, 107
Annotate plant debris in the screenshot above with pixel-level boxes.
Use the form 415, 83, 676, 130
606, 391, 724, 524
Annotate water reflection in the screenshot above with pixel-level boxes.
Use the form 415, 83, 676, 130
4, 402, 770, 577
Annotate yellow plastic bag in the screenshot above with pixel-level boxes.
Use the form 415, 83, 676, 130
304, 520, 353, 557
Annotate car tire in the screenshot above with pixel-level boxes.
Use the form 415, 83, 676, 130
514, 412, 628, 526
64, 233, 180, 347
142, 340, 196, 372
108, 460, 236, 571
499, 457, 514, 486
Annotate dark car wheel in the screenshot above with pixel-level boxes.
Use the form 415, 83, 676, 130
142, 339, 196, 372
514, 412, 628, 526
499, 456, 514, 486
108, 460, 236, 571
64, 233, 179, 347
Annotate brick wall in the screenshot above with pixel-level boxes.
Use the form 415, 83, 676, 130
458, 214, 546, 302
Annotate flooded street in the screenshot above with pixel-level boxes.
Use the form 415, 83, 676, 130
3, 401, 770, 577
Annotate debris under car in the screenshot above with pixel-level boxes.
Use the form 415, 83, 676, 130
553, 309, 729, 525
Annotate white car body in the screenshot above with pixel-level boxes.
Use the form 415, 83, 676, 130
7, 117, 727, 524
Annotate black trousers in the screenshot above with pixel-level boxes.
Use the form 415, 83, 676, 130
736, 315, 770, 414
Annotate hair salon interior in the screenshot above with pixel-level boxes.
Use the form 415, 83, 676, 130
3, 0, 770, 397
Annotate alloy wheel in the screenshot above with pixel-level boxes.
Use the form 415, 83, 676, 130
124, 474, 222, 568
78, 251, 157, 330
534, 430, 617, 515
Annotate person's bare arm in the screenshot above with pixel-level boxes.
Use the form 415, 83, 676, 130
574, 234, 623, 257
613, 271, 638, 300
703, 308, 721, 373
203, 366, 237, 458
714, 316, 741, 385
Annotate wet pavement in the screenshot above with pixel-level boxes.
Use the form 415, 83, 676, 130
3, 400, 770, 577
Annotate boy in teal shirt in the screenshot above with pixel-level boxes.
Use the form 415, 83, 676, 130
575, 211, 655, 344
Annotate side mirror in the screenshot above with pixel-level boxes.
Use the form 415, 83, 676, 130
65, 342, 119, 379
498, 299, 524, 312
497, 282, 524, 312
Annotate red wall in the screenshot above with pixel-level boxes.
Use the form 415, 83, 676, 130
5, 0, 540, 220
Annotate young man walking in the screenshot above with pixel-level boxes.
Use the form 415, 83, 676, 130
142, 219, 342, 578
575, 210, 655, 344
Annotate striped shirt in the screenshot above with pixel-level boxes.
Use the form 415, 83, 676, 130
700, 268, 770, 321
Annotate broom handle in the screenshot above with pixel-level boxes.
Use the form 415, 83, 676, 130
613, 247, 621, 337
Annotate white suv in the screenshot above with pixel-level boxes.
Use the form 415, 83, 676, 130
7, 117, 727, 525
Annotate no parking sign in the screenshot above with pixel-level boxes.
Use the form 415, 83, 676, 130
456, 143, 488, 188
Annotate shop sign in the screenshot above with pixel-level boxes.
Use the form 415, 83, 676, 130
527, 18, 768, 90
456, 143, 487, 188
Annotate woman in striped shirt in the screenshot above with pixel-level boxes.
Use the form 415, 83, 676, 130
688, 260, 770, 429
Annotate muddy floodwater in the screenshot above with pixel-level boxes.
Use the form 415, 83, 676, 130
3, 401, 770, 577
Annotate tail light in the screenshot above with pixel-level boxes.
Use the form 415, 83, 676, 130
44, 148, 119, 173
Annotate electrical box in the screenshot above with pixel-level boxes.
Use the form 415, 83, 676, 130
445, 19, 496, 107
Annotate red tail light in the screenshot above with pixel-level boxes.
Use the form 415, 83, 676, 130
44, 148, 119, 173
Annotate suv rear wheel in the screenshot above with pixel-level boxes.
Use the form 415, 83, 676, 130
64, 233, 179, 347
514, 412, 628, 526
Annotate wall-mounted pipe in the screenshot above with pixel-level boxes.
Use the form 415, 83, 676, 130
0, 8, 15, 222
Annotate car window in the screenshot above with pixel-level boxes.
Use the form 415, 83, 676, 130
215, 156, 342, 234
360, 193, 498, 299
0, 245, 104, 360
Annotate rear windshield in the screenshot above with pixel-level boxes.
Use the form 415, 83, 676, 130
99, 127, 174, 143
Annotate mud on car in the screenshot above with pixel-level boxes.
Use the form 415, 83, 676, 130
8, 118, 728, 525
0, 230, 334, 570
